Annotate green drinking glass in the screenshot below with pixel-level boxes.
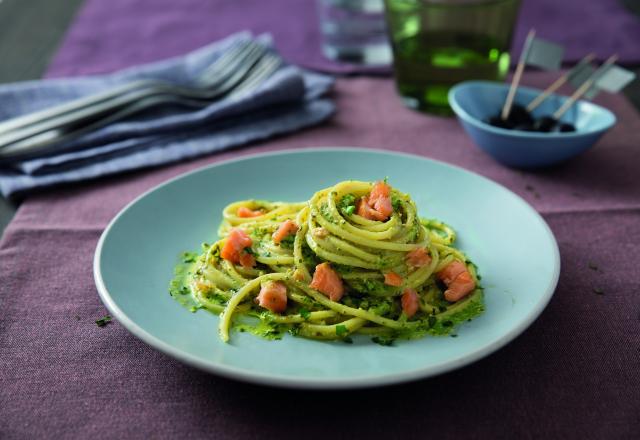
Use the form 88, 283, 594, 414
384, 0, 521, 115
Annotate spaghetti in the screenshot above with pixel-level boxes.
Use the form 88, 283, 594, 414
170, 180, 484, 344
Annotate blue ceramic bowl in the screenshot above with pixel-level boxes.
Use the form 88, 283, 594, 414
449, 81, 616, 168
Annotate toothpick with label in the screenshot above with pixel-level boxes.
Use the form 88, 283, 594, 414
552, 54, 619, 120
501, 29, 564, 120
526, 53, 596, 112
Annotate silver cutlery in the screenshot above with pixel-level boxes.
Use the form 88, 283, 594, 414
0, 38, 276, 157
0, 52, 283, 159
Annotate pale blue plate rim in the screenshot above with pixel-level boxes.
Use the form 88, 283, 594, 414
93, 147, 561, 389
449, 80, 617, 139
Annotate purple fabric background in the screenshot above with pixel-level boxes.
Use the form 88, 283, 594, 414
45, 0, 640, 78
1, 77, 639, 439
1, 0, 640, 438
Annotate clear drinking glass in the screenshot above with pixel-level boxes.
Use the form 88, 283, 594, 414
384, 0, 521, 115
317, 0, 393, 65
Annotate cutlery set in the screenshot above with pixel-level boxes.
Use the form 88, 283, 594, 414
0, 39, 281, 160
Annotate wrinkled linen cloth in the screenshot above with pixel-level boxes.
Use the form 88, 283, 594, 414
1, 73, 639, 439
0, 32, 334, 197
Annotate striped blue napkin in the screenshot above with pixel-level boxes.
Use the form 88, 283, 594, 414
0, 32, 335, 197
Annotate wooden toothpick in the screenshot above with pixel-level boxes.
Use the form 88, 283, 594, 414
552, 54, 618, 120
501, 29, 536, 120
526, 53, 596, 112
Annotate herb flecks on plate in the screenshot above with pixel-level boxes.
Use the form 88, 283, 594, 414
95, 315, 112, 327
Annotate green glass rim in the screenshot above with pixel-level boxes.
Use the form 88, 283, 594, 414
388, 0, 519, 7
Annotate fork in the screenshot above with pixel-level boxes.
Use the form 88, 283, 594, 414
0, 53, 283, 159
0, 39, 267, 151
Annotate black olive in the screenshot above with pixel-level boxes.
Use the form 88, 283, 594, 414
507, 104, 534, 126
556, 122, 576, 133
487, 115, 515, 129
533, 116, 558, 132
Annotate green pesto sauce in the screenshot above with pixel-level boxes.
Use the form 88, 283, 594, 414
169, 251, 485, 343
345, 278, 398, 297
426, 289, 484, 336
235, 320, 287, 341
168, 255, 200, 312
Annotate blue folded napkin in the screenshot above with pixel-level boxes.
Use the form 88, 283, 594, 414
0, 32, 335, 198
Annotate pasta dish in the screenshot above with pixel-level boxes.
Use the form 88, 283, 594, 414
170, 180, 483, 344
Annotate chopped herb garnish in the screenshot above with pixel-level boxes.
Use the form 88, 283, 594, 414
169, 280, 191, 297
180, 251, 198, 263
279, 234, 295, 249
593, 287, 604, 295
337, 194, 357, 216
372, 336, 395, 346
442, 320, 453, 327
320, 203, 336, 223
333, 264, 353, 275
348, 278, 392, 296
450, 334, 458, 338
391, 196, 402, 211
301, 243, 319, 266
299, 308, 311, 320
210, 246, 221, 261
251, 226, 268, 238
369, 299, 392, 316
335, 324, 348, 336
95, 315, 112, 327
428, 316, 437, 328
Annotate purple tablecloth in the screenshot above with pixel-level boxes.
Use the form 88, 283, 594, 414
46, 0, 640, 77
2, 1, 640, 439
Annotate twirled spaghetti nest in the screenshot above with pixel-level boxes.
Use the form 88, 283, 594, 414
170, 180, 483, 344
